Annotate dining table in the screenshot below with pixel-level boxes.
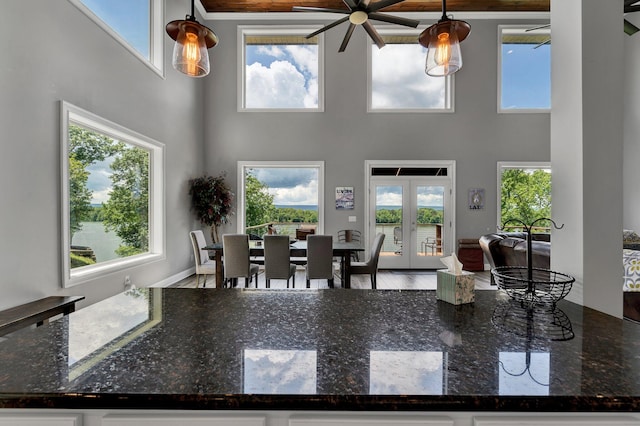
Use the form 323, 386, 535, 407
204, 240, 364, 289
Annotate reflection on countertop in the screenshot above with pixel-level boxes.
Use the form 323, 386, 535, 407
0, 288, 640, 411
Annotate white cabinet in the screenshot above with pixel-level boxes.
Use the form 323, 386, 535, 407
289, 415, 454, 426
101, 414, 265, 426
0, 414, 82, 426
474, 416, 640, 426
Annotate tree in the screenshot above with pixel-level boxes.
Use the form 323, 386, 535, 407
244, 173, 276, 228
501, 169, 551, 229
188, 174, 234, 243
102, 146, 149, 256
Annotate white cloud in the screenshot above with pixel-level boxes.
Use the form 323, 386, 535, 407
246, 61, 309, 108
371, 44, 446, 109
269, 179, 318, 205
285, 45, 318, 78
256, 45, 285, 58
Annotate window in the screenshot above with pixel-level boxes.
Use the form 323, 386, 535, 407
237, 161, 324, 238
238, 26, 324, 111
368, 31, 453, 112
61, 101, 165, 288
497, 162, 551, 231
498, 25, 551, 112
68, 0, 164, 75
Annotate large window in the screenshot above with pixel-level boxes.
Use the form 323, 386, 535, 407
238, 26, 324, 111
498, 162, 551, 231
368, 31, 453, 112
498, 25, 551, 112
61, 102, 165, 287
237, 161, 324, 238
68, 0, 164, 75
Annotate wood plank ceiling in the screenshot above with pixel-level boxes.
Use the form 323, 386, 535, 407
199, 0, 551, 14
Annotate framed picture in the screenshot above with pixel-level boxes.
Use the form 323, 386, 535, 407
468, 188, 485, 210
336, 187, 354, 210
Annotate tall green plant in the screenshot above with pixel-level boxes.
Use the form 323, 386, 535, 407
188, 174, 234, 243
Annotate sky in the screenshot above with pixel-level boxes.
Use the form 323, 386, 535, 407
377, 185, 445, 208
248, 168, 319, 206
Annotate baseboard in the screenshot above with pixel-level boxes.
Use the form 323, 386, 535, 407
150, 267, 195, 288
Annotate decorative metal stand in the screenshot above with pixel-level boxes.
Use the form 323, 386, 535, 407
491, 218, 575, 306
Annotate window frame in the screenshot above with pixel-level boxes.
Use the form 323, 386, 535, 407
496, 161, 551, 229
237, 25, 325, 112
236, 161, 325, 234
367, 28, 454, 113
61, 101, 165, 288
497, 24, 551, 114
67, 0, 165, 77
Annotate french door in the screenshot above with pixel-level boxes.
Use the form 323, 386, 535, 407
366, 161, 455, 270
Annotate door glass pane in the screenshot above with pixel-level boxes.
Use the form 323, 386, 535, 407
376, 185, 403, 257
416, 186, 444, 257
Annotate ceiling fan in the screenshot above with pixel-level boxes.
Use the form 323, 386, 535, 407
292, 0, 420, 52
526, 0, 640, 48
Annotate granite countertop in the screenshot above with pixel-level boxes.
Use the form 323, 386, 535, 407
1, 288, 640, 411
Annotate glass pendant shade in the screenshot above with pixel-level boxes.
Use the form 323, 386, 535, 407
172, 21, 210, 77
425, 21, 463, 77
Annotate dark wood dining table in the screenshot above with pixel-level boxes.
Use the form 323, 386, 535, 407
204, 240, 364, 289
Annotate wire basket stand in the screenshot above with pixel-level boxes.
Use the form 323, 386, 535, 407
491, 218, 575, 306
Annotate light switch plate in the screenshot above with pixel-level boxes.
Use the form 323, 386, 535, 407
348, 216, 356, 222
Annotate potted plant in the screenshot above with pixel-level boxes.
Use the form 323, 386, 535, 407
188, 173, 234, 243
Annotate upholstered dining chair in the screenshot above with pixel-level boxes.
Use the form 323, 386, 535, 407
264, 235, 296, 288
350, 233, 385, 289
190, 230, 216, 288
305, 235, 334, 288
222, 234, 260, 288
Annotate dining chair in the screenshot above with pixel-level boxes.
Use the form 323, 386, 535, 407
190, 230, 217, 288
264, 235, 296, 288
337, 229, 362, 261
222, 234, 260, 288
350, 233, 385, 289
305, 235, 334, 288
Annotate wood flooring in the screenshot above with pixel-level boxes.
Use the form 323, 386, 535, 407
169, 269, 495, 290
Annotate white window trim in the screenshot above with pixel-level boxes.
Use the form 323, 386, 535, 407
61, 101, 166, 288
497, 24, 550, 114
496, 161, 551, 227
367, 27, 454, 114
237, 25, 325, 112
237, 161, 325, 234
67, 0, 165, 78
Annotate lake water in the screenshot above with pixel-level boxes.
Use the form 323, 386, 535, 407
72, 221, 123, 263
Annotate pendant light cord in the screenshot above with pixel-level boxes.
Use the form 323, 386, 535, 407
441, 0, 447, 21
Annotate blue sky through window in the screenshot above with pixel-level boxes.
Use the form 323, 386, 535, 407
80, 0, 150, 58
245, 43, 319, 108
501, 39, 551, 110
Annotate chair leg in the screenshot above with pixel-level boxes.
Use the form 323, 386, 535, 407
245, 277, 249, 288
203, 274, 207, 288
292, 275, 295, 288
371, 273, 377, 290
196, 274, 200, 288
328, 278, 334, 289
306, 279, 310, 288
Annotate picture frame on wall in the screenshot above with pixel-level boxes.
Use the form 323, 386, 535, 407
468, 188, 485, 210
336, 187, 354, 210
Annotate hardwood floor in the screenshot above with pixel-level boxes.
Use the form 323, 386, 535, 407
169, 269, 495, 290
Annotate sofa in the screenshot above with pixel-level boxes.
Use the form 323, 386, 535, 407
479, 232, 551, 272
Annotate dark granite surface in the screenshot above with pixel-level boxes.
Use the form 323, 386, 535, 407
1, 288, 640, 411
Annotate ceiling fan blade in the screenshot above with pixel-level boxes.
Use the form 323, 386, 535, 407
533, 39, 551, 49
625, 4, 640, 12
362, 21, 385, 49
525, 23, 550, 32
625, 18, 640, 35
339, 24, 357, 52
368, 0, 406, 12
292, 6, 350, 14
306, 16, 350, 38
368, 12, 419, 28
624, 0, 639, 7
342, 0, 358, 10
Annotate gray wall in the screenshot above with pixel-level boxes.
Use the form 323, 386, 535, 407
0, 0, 204, 310
203, 18, 551, 241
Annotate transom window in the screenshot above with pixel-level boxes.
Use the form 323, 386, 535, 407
61, 102, 165, 288
68, 0, 164, 75
368, 32, 453, 112
238, 26, 324, 111
498, 25, 551, 112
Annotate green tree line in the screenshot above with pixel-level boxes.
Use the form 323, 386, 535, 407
376, 208, 443, 224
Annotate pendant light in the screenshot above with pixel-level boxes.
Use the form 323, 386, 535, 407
418, 0, 470, 77
166, 0, 218, 78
